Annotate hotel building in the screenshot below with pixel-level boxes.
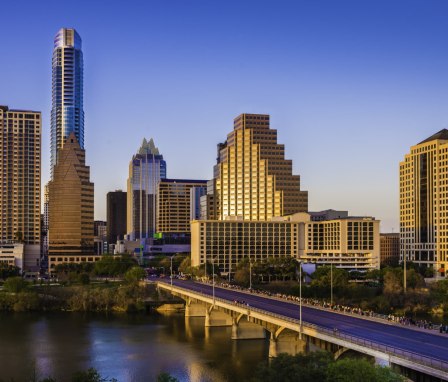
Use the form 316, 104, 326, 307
191, 213, 380, 274
400, 129, 448, 277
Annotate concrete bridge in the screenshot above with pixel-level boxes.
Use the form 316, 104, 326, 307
156, 280, 448, 381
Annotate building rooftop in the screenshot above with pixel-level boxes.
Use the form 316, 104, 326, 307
418, 129, 448, 145
161, 178, 208, 184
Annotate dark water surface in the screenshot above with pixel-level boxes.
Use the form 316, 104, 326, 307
0, 312, 269, 381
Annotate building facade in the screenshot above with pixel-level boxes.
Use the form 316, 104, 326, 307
0, 106, 41, 271
48, 133, 94, 271
51, 28, 84, 174
107, 190, 127, 246
191, 213, 380, 274
212, 114, 308, 221
380, 233, 400, 266
157, 179, 207, 239
400, 129, 448, 277
127, 138, 166, 241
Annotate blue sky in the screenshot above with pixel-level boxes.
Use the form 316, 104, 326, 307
1, 0, 448, 231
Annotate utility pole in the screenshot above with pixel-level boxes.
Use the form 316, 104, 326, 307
403, 251, 407, 293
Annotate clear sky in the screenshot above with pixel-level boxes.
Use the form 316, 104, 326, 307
1, 0, 448, 231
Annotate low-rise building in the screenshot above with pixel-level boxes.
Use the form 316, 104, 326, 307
380, 233, 400, 266
191, 213, 380, 274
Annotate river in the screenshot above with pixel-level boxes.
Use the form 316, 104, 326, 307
0, 312, 269, 381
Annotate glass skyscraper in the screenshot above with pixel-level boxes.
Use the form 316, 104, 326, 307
127, 138, 167, 241
50, 28, 84, 174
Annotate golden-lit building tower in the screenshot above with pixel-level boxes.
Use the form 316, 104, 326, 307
400, 129, 448, 278
0, 106, 41, 247
214, 113, 308, 220
48, 132, 94, 270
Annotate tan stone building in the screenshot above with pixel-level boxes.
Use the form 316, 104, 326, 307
48, 132, 95, 270
191, 213, 380, 274
213, 114, 308, 221
400, 129, 448, 277
157, 179, 207, 235
380, 233, 400, 266
0, 106, 41, 246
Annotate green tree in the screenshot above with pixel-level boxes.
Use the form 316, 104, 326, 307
253, 352, 333, 382
0, 264, 20, 280
326, 358, 403, 382
311, 266, 348, 289
72, 368, 117, 382
178, 257, 192, 275
157, 372, 179, 382
3, 276, 28, 293
124, 266, 146, 283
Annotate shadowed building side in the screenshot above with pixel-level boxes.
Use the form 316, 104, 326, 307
48, 132, 94, 271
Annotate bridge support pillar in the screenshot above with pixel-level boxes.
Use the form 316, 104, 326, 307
231, 318, 266, 340
375, 356, 390, 367
205, 306, 232, 327
269, 329, 308, 358
185, 299, 206, 317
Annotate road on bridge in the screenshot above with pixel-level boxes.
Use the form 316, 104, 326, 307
158, 279, 448, 367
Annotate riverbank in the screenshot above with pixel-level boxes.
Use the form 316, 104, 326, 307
0, 281, 169, 313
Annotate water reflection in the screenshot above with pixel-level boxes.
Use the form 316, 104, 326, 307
0, 312, 269, 381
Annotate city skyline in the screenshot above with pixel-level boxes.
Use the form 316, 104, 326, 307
2, 1, 448, 231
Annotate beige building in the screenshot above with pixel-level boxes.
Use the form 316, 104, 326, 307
157, 179, 207, 235
380, 233, 400, 266
213, 114, 308, 221
0, 106, 41, 246
400, 129, 448, 277
191, 213, 380, 273
48, 132, 95, 271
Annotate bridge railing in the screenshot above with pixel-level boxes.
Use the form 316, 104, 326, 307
162, 282, 448, 373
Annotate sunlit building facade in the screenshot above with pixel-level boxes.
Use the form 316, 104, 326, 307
400, 129, 448, 277
213, 113, 308, 221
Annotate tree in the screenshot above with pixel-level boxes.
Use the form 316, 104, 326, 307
253, 352, 333, 382
156, 372, 179, 382
124, 266, 146, 283
326, 358, 403, 382
0, 263, 20, 280
3, 276, 28, 293
178, 257, 192, 275
311, 266, 349, 289
72, 368, 117, 382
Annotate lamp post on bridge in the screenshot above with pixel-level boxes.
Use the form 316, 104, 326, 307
170, 255, 174, 289
212, 257, 216, 306
249, 260, 252, 290
299, 260, 302, 340
330, 263, 333, 306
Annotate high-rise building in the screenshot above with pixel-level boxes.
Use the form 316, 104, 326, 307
213, 113, 308, 221
400, 129, 448, 277
127, 138, 166, 241
157, 179, 207, 238
107, 190, 127, 246
0, 106, 41, 271
50, 28, 84, 175
48, 133, 94, 271
380, 233, 400, 266
0, 106, 41, 244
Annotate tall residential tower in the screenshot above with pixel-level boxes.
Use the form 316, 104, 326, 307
51, 28, 84, 174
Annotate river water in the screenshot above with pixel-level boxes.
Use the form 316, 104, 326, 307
0, 312, 269, 382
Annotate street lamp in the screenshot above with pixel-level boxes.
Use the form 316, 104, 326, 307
330, 263, 333, 306
299, 260, 302, 340
170, 256, 174, 288
212, 257, 216, 305
249, 260, 252, 290
403, 252, 407, 293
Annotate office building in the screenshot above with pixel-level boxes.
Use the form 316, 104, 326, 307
309, 209, 348, 221
191, 213, 380, 273
94, 220, 107, 255
127, 138, 166, 241
380, 233, 400, 266
107, 190, 127, 245
48, 133, 94, 270
51, 28, 84, 174
157, 179, 207, 239
0, 106, 41, 271
190, 185, 207, 221
400, 129, 448, 277
212, 113, 308, 221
